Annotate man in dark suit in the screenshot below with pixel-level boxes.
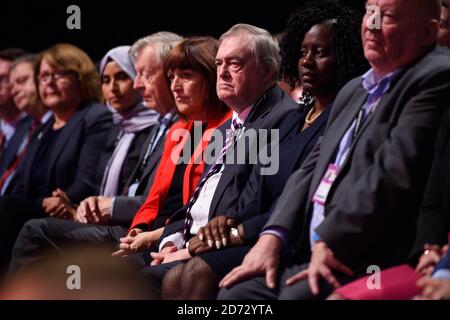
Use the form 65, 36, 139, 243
0, 116, 32, 177
1, 55, 52, 195
0, 48, 30, 177
218, 0, 450, 300
136, 24, 298, 293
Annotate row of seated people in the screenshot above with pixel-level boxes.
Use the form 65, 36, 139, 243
0, 0, 450, 299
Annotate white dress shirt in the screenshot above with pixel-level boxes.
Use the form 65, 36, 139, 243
159, 106, 253, 250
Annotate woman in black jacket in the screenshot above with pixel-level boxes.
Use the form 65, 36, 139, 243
0, 43, 112, 270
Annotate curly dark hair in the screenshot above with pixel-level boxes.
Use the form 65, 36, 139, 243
280, 0, 368, 90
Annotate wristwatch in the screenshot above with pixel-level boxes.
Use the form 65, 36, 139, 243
230, 227, 244, 245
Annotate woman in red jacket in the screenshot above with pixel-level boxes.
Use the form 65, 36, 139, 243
113, 37, 231, 258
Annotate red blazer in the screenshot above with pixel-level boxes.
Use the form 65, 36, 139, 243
130, 110, 232, 230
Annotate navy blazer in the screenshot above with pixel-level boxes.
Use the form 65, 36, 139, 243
11, 102, 113, 203
0, 115, 33, 176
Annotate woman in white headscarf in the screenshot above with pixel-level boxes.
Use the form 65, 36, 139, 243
97, 46, 158, 197
53, 46, 159, 219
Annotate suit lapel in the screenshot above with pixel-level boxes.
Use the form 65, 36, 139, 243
245, 85, 281, 126
325, 82, 399, 196
141, 147, 161, 180
344, 82, 397, 155
208, 86, 281, 217
124, 124, 159, 188
46, 107, 86, 184
146, 116, 179, 175
0, 117, 31, 170
138, 125, 159, 164
308, 87, 367, 203
138, 130, 165, 186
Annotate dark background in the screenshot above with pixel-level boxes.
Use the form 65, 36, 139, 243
1, 0, 365, 62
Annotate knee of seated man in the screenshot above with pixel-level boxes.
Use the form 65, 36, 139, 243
19, 218, 49, 239
279, 276, 338, 300
217, 283, 250, 300
12, 218, 50, 253
218, 276, 280, 300
217, 287, 236, 300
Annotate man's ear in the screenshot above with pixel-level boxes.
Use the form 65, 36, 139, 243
423, 19, 440, 46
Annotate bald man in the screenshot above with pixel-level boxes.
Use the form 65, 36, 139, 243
218, 0, 450, 300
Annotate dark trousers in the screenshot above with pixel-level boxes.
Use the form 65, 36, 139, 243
0, 196, 45, 272
8, 217, 131, 277
218, 263, 360, 300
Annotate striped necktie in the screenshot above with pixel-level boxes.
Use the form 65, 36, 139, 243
182, 118, 242, 242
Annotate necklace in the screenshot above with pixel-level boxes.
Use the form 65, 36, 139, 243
304, 105, 322, 126
298, 93, 315, 111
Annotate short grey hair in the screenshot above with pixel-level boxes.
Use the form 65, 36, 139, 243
129, 31, 183, 64
219, 24, 281, 81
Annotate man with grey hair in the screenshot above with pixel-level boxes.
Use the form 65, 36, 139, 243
129, 32, 183, 114
8, 32, 182, 275
219, 0, 450, 300
135, 23, 298, 298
